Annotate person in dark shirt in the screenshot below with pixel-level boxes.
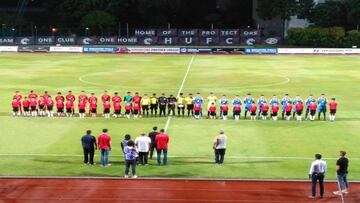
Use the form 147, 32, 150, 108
121, 134, 132, 154
333, 151, 350, 195
148, 126, 159, 159
158, 93, 168, 117
81, 130, 97, 165
167, 94, 177, 116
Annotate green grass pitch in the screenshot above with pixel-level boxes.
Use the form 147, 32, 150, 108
0, 53, 359, 179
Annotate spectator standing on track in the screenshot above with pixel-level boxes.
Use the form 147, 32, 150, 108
213, 130, 227, 164
155, 129, 170, 165
135, 132, 151, 165
98, 129, 111, 167
333, 151, 350, 195
124, 140, 138, 178
148, 127, 159, 159
81, 130, 97, 165
308, 154, 327, 199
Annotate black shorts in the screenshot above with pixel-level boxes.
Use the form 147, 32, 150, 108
57, 107, 64, 113
79, 109, 85, 113
272, 112, 278, 116
114, 110, 121, 115
296, 110, 302, 115
262, 111, 268, 116
159, 105, 166, 109
222, 111, 228, 116
168, 104, 175, 109
66, 108, 72, 113
187, 104, 194, 110
47, 106, 53, 111
142, 105, 149, 110
31, 106, 37, 111
125, 110, 131, 114
233, 110, 240, 116
250, 111, 256, 116
330, 109, 336, 114
210, 112, 216, 116
310, 110, 316, 116
194, 110, 200, 116
286, 111, 291, 116
91, 108, 97, 114
150, 104, 157, 109
133, 110, 139, 114
13, 107, 19, 112
23, 107, 29, 112
104, 108, 110, 114
39, 105, 44, 110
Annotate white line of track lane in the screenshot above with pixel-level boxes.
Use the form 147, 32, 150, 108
164, 55, 195, 132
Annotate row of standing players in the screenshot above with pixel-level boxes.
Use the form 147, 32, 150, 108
11, 90, 338, 121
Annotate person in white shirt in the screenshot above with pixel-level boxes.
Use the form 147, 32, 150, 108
213, 130, 227, 164
308, 154, 327, 199
135, 132, 152, 165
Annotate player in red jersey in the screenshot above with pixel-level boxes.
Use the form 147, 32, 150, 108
89, 100, 97, 118
46, 96, 54, 117
295, 101, 304, 121
193, 104, 201, 119
28, 90, 38, 100
43, 91, 51, 104
221, 104, 229, 120
29, 98, 38, 117
113, 100, 121, 118
78, 90, 88, 103
65, 100, 74, 117
11, 98, 21, 116
78, 99, 87, 118
56, 96, 65, 117
124, 103, 132, 119
329, 98, 337, 121
208, 103, 217, 119
233, 104, 241, 120
66, 90, 76, 114
284, 102, 293, 121
103, 100, 111, 119
261, 101, 269, 120
38, 96, 46, 116
133, 102, 141, 118
309, 101, 317, 121
13, 91, 23, 114
55, 92, 65, 103
22, 96, 30, 116
101, 90, 111, 103
271, 103, 279, 120
133, 92, 142, 115
250, 104, 257, 120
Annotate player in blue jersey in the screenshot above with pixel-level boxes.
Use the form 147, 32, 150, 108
292, 95, 303, 119
219, 95, 228, 117
232, 95, 242, 120
243, 93, 254, 119
269, 95, 280, 119
317, 94, 328, 120
281, 94, 291, 120
257, 95, 267, 119
304, 94, 314, 120
194, 93, 204, 117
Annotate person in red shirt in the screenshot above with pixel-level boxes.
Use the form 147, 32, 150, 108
28, 90, 38, 100
112, 92, 122, 104
56, 96, 65, 117
97, 129, 112, 167
46, 96, 54, 117
193, 104, 201, 119
88, 93, 98, 117
155, 129, 169, 165
22, 96, 30, 116
78, 99, 87, 118
285, 102, 293, 121
209, 103, 217, 119
11, 98, 20, 116
78, 91, 88, 103
271, 103, 279, 120
38, 96, 46, 116
133, 102, 141, 118
124, 103, 132, 119
250, 103, 257, 120
113, 100, 121, 118
103, 100, 111, 119
329, 98, 337, 122
221, 104, 229, 120
133, 92, 142, 115
295, 101, 304, 121
55, 92, 65, 103
309, 101, 317, 121
66, 90, 76, 114
101, 90, 111, 103
233, 105, 241, 120
65, 100, 74, 117
13, 91, 23, 114
261, 101, 269, 120
43, 91, 51, 104
29, 98, 37, 117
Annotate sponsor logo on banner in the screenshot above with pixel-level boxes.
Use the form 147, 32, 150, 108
49, 46, 82, 53
83, 47, 118, 53
126, 47, 180, 53
199, 29, 219, 37
180, 48, 212, 53
157, 29, 177, 36
138, 37, 158, 45
213, 48, 245, 54
97, 36, 117, 45
245, 38, 256, 45
0, 46, 18, 52
264, 37, 279, 45
0, 37, 14, 45
277, 48, 360, 54
117, 37, 138, 44
245, 48, 277, 54
77, 37, 97, 45
56, 37, 76, 45
36, 37, 55, 45
178, 29, 198, 36
134, 29, 156, 36
220, 29, 240, 36
16, 37, 34, 45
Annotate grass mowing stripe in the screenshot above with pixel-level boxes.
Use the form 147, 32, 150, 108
164, 55, 195, 131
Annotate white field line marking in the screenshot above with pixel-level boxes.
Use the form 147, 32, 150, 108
164, 55, 195, 132
1, 153, 360, 161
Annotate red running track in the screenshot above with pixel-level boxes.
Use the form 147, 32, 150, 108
0, 178, 359, 203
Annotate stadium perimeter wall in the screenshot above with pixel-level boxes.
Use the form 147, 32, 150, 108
1, 46, 360, 55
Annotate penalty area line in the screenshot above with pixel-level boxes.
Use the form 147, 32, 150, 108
164, 55, 195, 132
